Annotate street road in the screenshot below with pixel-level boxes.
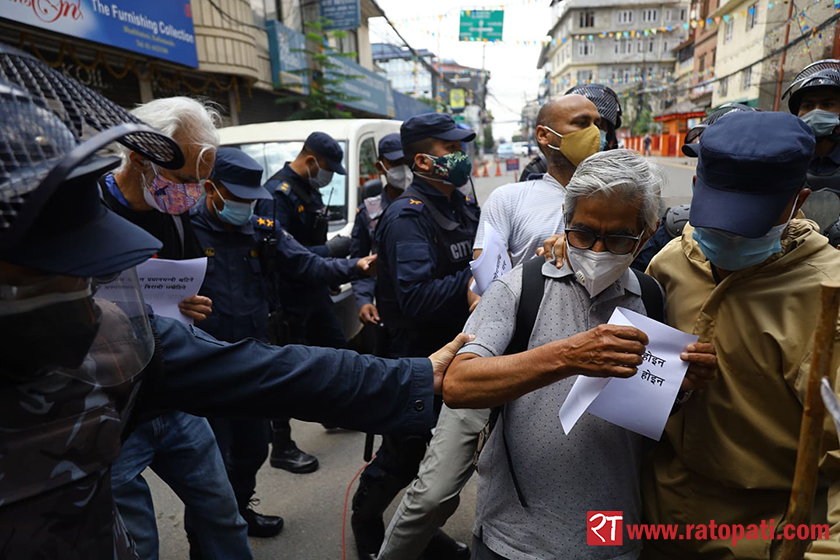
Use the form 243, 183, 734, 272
149, 153, 697, 559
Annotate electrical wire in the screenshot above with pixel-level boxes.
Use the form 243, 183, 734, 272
607, 9, 840, 104
205, 0, 265, 32
341, 453, 376, 560
369, 0, 463, 90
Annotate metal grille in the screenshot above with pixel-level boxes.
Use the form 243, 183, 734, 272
789, 59, 840, 87
0, 82, 78, 232
0, 44, 183, 170
684, 103, 755, 145
565, 83, 622, 128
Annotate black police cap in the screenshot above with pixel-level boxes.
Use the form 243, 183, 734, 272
304, 132, 346, 175
400, 113, 476, 147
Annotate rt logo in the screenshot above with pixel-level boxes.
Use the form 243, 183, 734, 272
587, 511, 623, 546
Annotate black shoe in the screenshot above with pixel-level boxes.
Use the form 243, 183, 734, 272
241, 506, 284, 538
423, 529, 470, 559
270, 440, 319, 473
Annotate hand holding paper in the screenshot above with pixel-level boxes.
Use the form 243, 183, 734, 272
137, 258, 208, 325
559, 307, 698, 441
470, 224, 512, 296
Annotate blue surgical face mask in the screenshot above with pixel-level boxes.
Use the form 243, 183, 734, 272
599, 129, 608, 151
212, 185, 255, 226
693, 194, 799, 271
801, 109, 840, 138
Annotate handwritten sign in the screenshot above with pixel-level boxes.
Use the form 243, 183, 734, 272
135, 257, 207, 325
559, 307, 698, 440
469, 223, 512, 295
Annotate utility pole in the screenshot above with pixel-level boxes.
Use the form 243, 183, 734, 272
773, 0, 796, 111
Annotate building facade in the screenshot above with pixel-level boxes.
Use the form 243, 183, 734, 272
1, 0, 396, 126
371, 43, 437, 99
540, 0, 691, 124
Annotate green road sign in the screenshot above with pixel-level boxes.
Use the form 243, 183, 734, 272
459, 10, 504, 42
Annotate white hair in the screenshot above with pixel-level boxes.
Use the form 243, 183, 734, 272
117, 96, 221, 175
564, 149, 664, 233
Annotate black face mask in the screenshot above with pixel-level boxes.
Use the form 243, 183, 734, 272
0, 296, 102, 382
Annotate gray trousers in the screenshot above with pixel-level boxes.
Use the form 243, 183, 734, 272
377, 404, 491, 560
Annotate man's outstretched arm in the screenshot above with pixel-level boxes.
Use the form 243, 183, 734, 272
444, 324, 648, 409
150, 315, 471, 435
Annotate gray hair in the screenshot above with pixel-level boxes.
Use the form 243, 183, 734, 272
564, 149, 664, 233
117, 96, 221, 175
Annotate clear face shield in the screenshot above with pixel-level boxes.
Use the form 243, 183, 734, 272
0, 267, 154, 387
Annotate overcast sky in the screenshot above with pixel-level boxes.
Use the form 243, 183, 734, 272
370, 1, 551, 141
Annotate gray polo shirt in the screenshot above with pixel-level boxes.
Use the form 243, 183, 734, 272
459, 261, 649, 560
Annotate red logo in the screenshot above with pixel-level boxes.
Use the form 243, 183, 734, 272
184, 3, 192, 18
588, 511, 623, 546
12, 0, 84, 24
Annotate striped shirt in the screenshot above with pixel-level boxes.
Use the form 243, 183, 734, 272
473, 173, 567, 266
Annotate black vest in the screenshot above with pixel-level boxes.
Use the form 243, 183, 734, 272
379, 189, 479, 356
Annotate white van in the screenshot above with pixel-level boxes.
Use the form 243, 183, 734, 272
218, 119, 402, 340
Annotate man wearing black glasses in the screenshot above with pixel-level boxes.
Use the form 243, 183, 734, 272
442, 150, 717, 560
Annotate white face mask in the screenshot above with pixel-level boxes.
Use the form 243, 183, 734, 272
384, 164, 413, 190
566, 244, 637, 298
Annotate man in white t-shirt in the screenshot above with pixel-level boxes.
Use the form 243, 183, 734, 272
377, 93, 603, 560
473, 94, 601, 264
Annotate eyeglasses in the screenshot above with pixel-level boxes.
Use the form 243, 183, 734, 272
565, 228, 642, 255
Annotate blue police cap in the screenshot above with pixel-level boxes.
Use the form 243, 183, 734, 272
304, 132, 346, 175
379, 133, 404, 161
400, 113, 476, 147
688, 111, 815, 238
213, 147, 271, 200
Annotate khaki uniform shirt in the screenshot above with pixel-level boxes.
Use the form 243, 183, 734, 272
642, 220, 840, 559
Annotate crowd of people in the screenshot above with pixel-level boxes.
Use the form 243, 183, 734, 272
3, 41, 840, 560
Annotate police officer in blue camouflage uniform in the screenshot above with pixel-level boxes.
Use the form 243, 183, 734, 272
351, 133, 412, 328
256, 132, 355, 472
350, 113, 478, 560
0, 53, 468, 558
190, 147, 376, 539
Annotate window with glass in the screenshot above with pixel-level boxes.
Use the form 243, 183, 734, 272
618, 10, 634, 24
236, 141, 349, 225
580, 10, 595, 28
642, 9, 658, 23
741, 67, 751, 90
724, 20, 734, 43
719, 76, 729, 97
746, 3, 758, 30
358, 136, 378, 192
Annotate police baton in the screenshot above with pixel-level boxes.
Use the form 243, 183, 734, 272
778, 282, 840, 560
364, 433, 375, 462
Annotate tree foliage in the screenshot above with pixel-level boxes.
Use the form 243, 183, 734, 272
632, 107, 653, 137
276, 18, 363, 119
